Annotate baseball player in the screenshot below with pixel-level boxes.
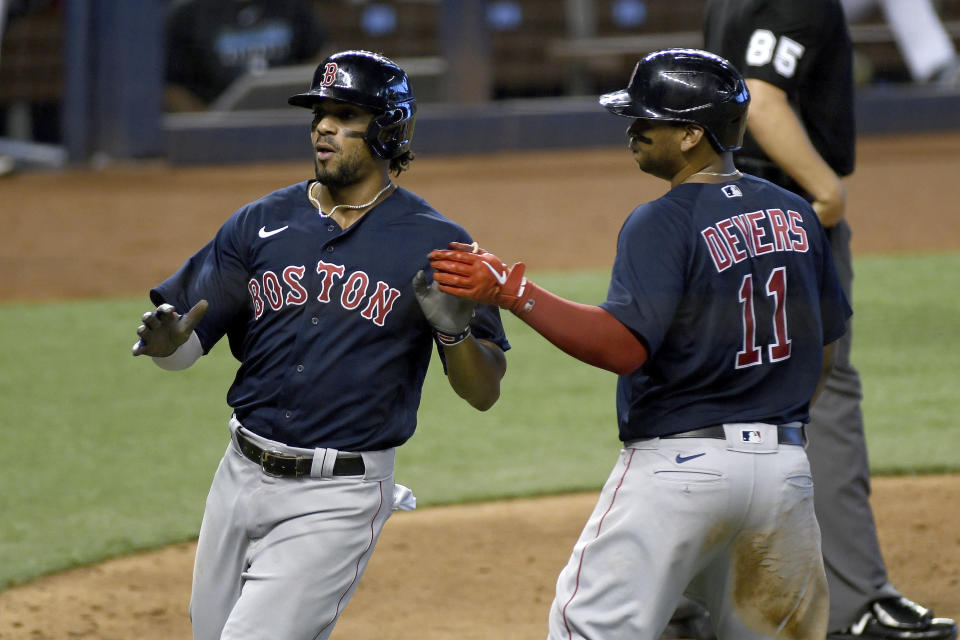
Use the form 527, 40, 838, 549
703, 2, 959, 639
429, 49, 851, 640
130, 50, 509, 640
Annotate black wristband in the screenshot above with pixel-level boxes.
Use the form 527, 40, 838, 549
433, 326, 471, 346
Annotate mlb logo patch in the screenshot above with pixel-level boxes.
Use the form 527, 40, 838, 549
740, 429, 763, 443
722, 185, 742, 198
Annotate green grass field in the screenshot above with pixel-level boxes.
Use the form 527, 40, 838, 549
0, 252, 957, 589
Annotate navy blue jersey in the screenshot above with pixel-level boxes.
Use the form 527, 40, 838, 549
600, 175, 850, 440
152, 181, 509, 451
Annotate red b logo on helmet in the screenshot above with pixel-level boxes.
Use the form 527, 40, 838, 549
321, 63, 338, 87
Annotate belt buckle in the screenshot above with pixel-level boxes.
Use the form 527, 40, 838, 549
260, 449, 292, 477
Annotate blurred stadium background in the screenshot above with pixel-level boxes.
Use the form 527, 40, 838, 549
1, 0, 959, 170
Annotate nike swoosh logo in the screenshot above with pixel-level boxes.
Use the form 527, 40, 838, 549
258, 225, 288, 238
675, 452, 706, 464
482, 260, 508, 285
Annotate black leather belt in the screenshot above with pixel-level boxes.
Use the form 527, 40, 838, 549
661, 424, 806, 446
235, 429, 365, 478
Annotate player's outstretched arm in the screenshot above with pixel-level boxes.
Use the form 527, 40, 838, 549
429, 244, 648, 376
412, 270, 506, 411
132, 300, 209, 369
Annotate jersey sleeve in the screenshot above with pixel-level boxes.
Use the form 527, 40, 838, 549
738, 3, 825, 95
149, 210, 253, 353
599, 202, 690, 355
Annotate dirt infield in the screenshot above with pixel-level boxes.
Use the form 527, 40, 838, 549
1, 132, 959, 638
1, 477, 957, 640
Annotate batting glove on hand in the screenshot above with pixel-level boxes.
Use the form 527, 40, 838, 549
412, 270, 476, 346
132, 300, 209, 357
428, 242, 530, 314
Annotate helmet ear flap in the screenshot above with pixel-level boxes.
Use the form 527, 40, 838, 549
364, 105, 416, 159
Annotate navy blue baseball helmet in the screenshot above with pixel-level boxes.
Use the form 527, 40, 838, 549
600, 48, 750, 152
289, 50, 416, 159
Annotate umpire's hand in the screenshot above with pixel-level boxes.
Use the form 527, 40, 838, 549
132, 300, 208, 357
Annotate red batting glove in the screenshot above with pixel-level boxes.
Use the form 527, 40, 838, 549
429, 243, 532, 314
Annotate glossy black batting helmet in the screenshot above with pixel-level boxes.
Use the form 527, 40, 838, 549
600, 48, 750, 152
289, 50, 416, 159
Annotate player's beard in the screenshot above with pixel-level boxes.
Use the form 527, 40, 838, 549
314, 139, 369, 188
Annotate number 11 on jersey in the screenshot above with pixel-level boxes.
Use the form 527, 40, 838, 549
736, 265, 792, 368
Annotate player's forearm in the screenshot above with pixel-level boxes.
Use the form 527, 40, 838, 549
443, 337, 506, 411
744, 79, 845, 227
515, 283, 648, 376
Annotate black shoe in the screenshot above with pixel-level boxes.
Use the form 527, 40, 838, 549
828, 597, 958, 640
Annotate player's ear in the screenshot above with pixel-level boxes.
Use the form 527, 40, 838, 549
680, 124, 706, 151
